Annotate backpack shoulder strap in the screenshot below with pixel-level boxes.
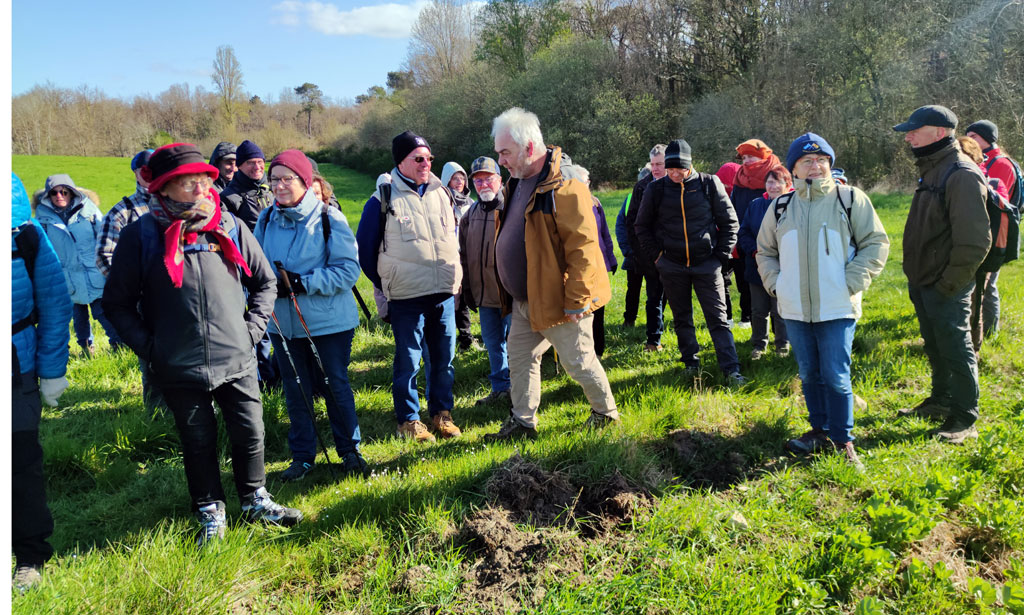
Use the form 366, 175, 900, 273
773, 192, 795, 223
378, 182, 393, 252
321, 203, 332, 265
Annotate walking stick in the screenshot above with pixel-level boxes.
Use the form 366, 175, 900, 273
269, 311, 337, 478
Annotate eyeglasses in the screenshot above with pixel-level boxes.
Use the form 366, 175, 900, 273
414, 155, 435, 164
472, 176, 497, 186
270, 175, 300, 186
172, 177, 213, 192
48, 188, 71, 198
797, 156, 830, 167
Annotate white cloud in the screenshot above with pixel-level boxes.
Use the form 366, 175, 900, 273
272, 0, 430, 38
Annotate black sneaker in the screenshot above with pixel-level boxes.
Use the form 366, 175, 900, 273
281, 460, 314, 482
933, 418, 979, 444
584, 410, 620, 428
341, 451, 370, 478
785, 429, 833, 455
196, 501, 227, 547
240, 487, 303, 527
484, 416, 538, 441
897, 397, 950, 420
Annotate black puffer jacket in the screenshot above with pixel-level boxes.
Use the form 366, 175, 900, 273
624, 173, 654, 265
634, 173, 738, 268
102, 213, 276, 391
221, 172, 273, 231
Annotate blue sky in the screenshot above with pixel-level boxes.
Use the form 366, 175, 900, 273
12, 0, 430, 103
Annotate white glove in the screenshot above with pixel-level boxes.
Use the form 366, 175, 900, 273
39, 376, 69, 407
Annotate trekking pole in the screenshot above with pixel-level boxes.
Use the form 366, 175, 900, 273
352, 286, 374, 323
275, 262, 354, 464
269, 310, 338, 478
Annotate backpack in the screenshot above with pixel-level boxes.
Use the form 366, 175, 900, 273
255, 204, 333, 266
139, 213, 244, 280
925, 161, 1020, 272
985, 154, 1024, 209
12, 223, 41, 334
646, 173, 718, 214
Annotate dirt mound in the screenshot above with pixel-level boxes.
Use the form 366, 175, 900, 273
902, 521, 1016, 587
455, 508, 550, 609
391, 564, 431, 595
576, 470, 651, 537
484, 453, 576, 524
665, 429, 748, 490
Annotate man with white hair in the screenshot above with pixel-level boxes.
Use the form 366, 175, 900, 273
485, 107, 619, 440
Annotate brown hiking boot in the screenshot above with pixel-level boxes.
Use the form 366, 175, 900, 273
397, 420, 436, 443
897, 398, 950, 420
484, 416, 538, 441
644, 343, 663, 352
431, 411, 462, 438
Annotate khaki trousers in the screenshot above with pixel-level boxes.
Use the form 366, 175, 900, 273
507, 300, 619, 428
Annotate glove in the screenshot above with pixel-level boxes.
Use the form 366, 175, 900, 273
277, 270, 307, 297
40, 376, 69, 407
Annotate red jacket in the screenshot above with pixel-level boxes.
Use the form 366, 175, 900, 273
982, 146, 1017, 201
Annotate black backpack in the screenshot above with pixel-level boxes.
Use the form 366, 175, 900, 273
12, 223, 42, 334
924, 161, 1020, 272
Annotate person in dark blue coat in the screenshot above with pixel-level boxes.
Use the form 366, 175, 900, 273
11, 173, 72, 590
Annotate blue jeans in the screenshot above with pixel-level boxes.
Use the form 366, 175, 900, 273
271, 329, 361, 463
72, 299, 122, 350
784, 318, 856, 444
389, 294, 456, 424
479, 306, 511, 392
909, 282, 979, 423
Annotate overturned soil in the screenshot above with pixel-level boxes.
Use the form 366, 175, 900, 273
902, 521, 1017, 587
484, 453, 576, 525
664, 429, 750, 490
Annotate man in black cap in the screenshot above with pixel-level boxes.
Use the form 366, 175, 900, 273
633, 138, 746, 386
893, 105, 990, 443
209, 141, 237, 193
355, 131, 463, 443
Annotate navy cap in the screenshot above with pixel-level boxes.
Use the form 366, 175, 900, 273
470, 156, 500, 176
131, 149, 154, 171
892, 105, 958, 132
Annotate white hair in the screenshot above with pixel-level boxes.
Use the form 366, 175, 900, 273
491, 107, 545, 150
650, 144, 667, 158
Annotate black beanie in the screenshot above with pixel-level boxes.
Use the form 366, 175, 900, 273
966, 120, 998, 146
392, 131, 431, 166
664, 139, 692, 169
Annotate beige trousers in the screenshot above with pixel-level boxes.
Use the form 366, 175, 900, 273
507, 300, 619, 428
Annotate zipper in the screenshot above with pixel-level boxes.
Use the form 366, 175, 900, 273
477, 209, 486, 305
195, 253, 212, 388
822, 223, 830, 255
680, 187, 690, 267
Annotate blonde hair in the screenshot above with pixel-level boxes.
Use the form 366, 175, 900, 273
957, 136, 984, 165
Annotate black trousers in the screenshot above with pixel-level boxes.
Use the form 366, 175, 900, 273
455, 291, 473, 342
161, 370, 266, 510
12, 369, 54, 566
593, 306, 606, 357
658, 259, 741, 374
623, 268, 643, 324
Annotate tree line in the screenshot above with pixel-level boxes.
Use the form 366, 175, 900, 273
13, 0, 1024, 188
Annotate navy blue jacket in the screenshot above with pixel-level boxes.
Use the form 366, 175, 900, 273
737, 195, 773, 289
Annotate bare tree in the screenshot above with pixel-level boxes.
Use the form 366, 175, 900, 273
407, 0, 477, 85
212, 45, 246, 125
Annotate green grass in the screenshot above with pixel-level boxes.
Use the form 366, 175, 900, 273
13, 155, 139, 212
12, 155, 1024, 614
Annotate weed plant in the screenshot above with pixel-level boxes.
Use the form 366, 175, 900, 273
10, 157, 1024, 614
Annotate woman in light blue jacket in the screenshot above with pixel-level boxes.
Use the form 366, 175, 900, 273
34, 174, 122, 355
254, 151, 367, 482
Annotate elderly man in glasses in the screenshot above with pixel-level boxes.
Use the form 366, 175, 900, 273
356, 131, 464, 443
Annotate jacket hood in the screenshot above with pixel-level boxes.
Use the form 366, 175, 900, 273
210, 141, 237, 165
12, 174, 31, 228
33, 186, 101, 221
440, 162, 469, 195
40, 174, 86, 205
536, 146, 571, 193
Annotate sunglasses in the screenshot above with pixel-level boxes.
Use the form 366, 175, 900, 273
49, 188, 71, 198
414, 155, 435, 164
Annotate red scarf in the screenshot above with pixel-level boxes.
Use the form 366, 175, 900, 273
152, 190, 252, 288
734, 154, 781, 191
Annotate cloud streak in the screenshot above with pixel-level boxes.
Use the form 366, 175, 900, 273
272, 0, 429, 38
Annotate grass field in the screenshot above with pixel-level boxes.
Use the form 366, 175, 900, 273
10, 156, 1024, 614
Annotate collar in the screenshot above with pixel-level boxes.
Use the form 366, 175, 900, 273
273, 188, 318, 222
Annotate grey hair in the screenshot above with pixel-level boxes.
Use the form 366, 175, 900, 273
492, 107, 545, 150
650, 144, 667, 158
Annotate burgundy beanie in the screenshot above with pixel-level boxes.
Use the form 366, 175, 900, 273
142, 143, 219, 193
269, 149, 313, 189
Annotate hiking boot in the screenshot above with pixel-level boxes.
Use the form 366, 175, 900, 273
584, 410, 620, 429
726, 371, 748, 387
475, 390, 511, 406
340, 450, 370, 478
750, 349, 764, 361
240, 487, 303, 527
12, 564, 43, 592
682, 364, 700, 377
484, 416, 538, 441
644, 342, 663, 352
838, 441, 865, 472
281, 460, 314, 482
776, 346, 790, 358
431, 411, 462, 439
397, 420, 436, 443
458, 335, 483, 352
785, 429, 833, 455
934, 418, 979, 445
897, 397, 950, 420
196, 502, 227, 547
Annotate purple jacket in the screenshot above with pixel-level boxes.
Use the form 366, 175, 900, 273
593, 197, 618, 273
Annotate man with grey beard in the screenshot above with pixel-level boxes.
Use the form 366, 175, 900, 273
458, 156, 511, 406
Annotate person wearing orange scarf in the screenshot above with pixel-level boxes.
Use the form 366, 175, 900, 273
731, 139, 782, 328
